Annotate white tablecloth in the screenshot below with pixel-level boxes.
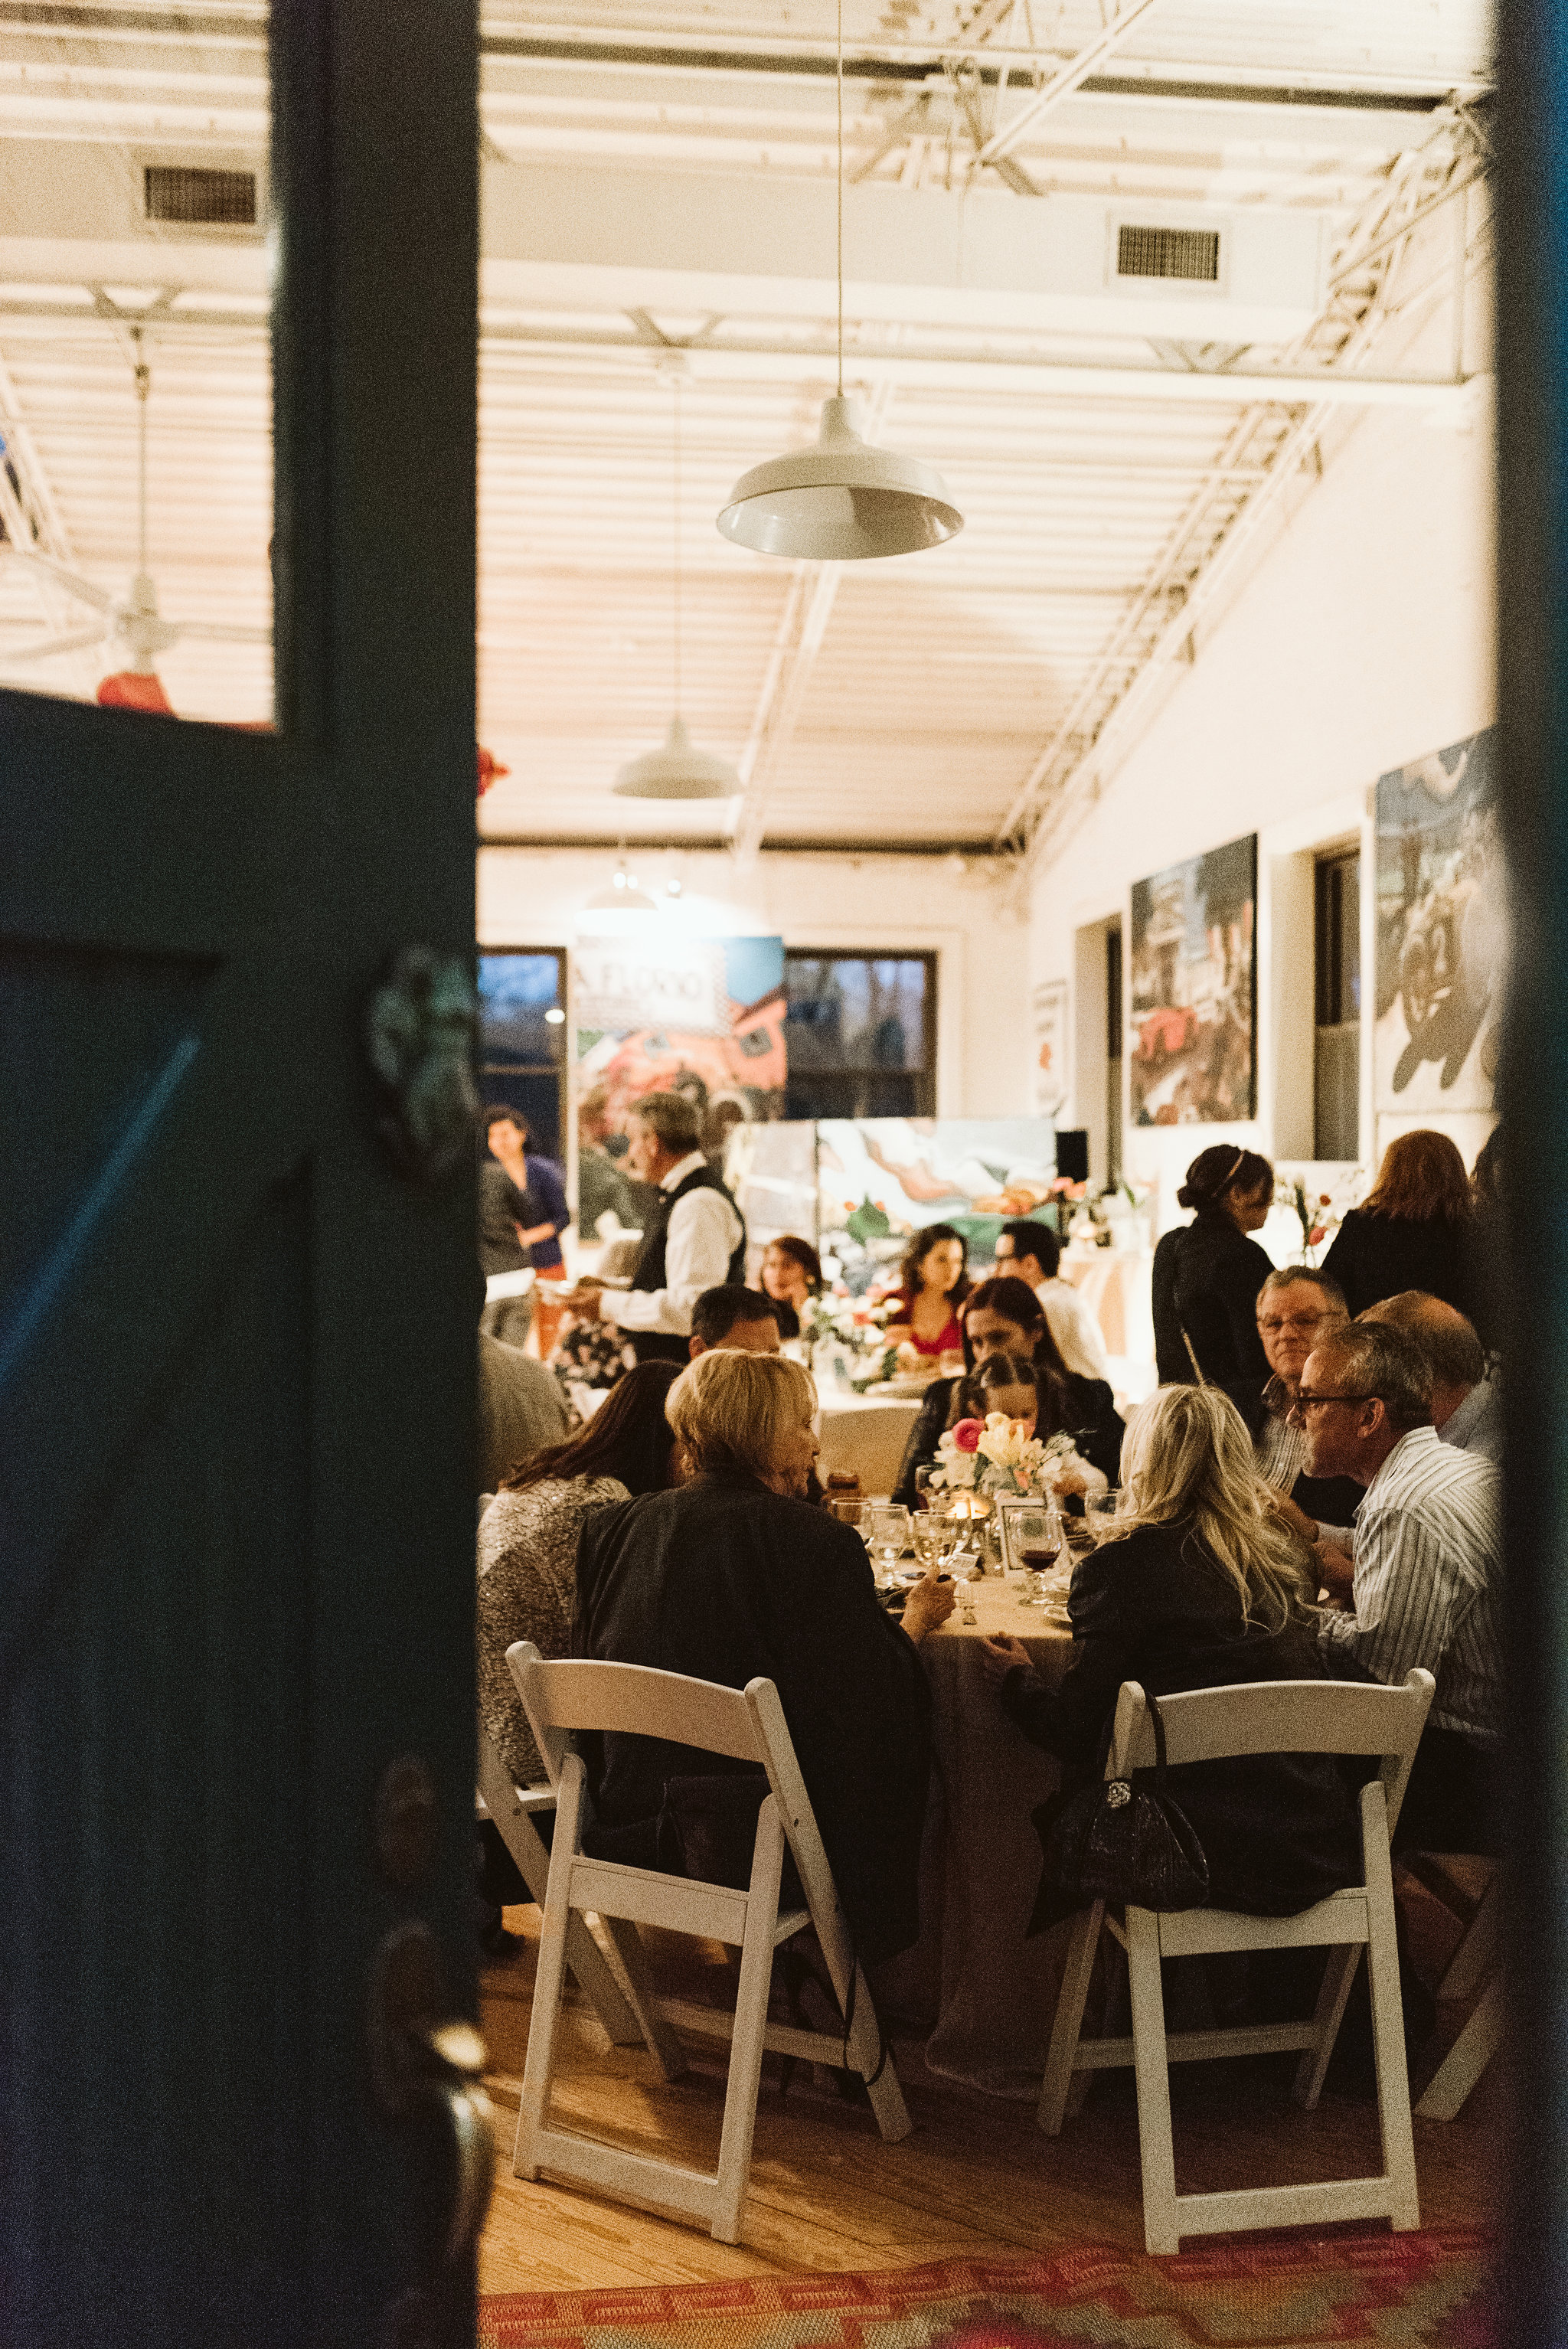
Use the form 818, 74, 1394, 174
814, 1392, 924, 1498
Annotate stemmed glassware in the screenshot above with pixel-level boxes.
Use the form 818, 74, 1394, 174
869, 1503, 911, 1589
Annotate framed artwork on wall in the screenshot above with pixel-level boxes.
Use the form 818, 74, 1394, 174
1032, 978, 1069, 1118
1373, 727, 1501, 1116
1129, 834, 1256, 1126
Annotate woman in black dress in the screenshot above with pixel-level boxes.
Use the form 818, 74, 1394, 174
982, 1382, 1362, 1923
1152, 1145, 1276, 1433
892, 1275, 1123, 1506
573, 1348, 951, 1962
1321, 1128, 1475, 1318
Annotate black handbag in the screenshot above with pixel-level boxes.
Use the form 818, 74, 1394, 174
1027, 1688, 1210, 1934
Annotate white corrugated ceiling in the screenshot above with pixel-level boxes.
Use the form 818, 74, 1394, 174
0, 0, 1494, 849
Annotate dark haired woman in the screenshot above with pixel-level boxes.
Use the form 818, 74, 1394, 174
759, 1233, 823, 1340
891, 1274, 1122, 1504
884, 1222, 972, 1361
477, 1361, 684, 1793
1152, 1145, 1276, 1433
1320, 1129, 1475, 1318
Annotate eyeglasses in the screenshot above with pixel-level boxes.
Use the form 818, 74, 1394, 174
1257, 1314, 1340, 1336
1286, 1390, 1377, 1421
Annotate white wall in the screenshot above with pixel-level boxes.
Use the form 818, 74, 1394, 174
1028, 360, 1495, 1236
479, 844, 1034, 1117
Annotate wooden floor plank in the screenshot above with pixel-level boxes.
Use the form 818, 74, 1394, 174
479, 1904, 1503, 2294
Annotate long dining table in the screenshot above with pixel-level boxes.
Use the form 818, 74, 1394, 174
874, 1569, 1082, 2099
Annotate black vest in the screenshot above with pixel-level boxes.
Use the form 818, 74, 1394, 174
629, 1162, 747, 1364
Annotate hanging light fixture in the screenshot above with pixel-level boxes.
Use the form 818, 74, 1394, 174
616, 374, 739, 799
577, 861, 662, 935
717, 0, 962, 560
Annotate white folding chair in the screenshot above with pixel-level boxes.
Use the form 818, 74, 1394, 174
1038, 1668, 1436, 2254
475, 1727, 643, 2046
507, 1638, 912, 2245
1412, 1861, 1504, 2121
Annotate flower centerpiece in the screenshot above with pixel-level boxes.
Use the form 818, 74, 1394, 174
798, 1288, 902, 1391
928, 1411, 1085, 1501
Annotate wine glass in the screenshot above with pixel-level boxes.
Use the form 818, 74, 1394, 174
1085, 1490, 1120, 1544
869, 1503, 911, 1589
1013, 1501, 1064, 1607
910, 1513, 948, 1572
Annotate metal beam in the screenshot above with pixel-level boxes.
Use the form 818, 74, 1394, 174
0, 295, 1484, 407
978, 0, 1166, 164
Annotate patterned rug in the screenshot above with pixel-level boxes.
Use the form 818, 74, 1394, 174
481, 2231, 1492, 2349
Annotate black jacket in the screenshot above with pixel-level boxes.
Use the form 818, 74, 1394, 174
1152, 1212, 1274, 1433
1002, 1518, 1363, 1919
1319, 1208, 1475, 1320
572, 1472, 933, 1962
892, 1373, 1125, 1508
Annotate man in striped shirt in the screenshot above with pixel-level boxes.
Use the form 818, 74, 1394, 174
1295, 1319, 1502, 1855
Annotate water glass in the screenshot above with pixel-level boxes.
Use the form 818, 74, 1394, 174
910, 1514, 948, 1570
869, 1502, 910, 1587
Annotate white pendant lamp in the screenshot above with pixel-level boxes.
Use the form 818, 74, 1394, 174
717, 0, 962, 560
616, 376, 739, 800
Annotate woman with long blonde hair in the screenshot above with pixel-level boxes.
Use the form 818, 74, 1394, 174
982, 1384, 1362, 1920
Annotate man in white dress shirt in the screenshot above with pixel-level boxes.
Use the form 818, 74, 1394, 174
1297, 1318, 1502, 1853
560, 1091, 746, 1364
992, 1219, 1110, 1380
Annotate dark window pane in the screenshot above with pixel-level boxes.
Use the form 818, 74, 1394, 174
784, 954, 931, 1073
478, 951, 564, 1069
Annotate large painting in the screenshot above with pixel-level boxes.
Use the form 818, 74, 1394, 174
1374, 729, 1501, 1113
1129, 835, 1256, 1126
816, 1117, 1059, 1293
572, 931, 787, 1238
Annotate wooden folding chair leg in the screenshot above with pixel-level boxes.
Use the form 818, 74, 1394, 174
853, 1964, 913, 2144
1124, 1906, 1181, 2256
1363, 1796, 1420, 2230
1415, 1972, 1503, 2121
711, 1802, 786, 2243
1439, 1874, 1501, 2003
594, 1913, 690, 2082
513, 1776, 580, 2182
1038, 1901, 1103, 2135
1292, 1944, 1363, 2111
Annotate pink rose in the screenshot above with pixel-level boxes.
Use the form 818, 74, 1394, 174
952, 1419, 983, 1453
1318, 1193, 1332, 1207
1308, 1225, 1325, 1246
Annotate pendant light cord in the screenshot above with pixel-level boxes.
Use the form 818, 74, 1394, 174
132, 325, 150, 574
672, 374, 682, 715
836, 0, 844, 397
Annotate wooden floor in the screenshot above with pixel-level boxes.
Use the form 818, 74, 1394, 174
478, 1881, 1503, 2295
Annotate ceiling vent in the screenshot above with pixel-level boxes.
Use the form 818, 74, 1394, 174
1116, 224, 1221, 285
144, 165, 258, 227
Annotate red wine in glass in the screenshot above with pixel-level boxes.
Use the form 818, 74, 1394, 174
1021, 1542, 1060, 1571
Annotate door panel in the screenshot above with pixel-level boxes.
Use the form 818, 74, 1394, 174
2, 5, 481, 2341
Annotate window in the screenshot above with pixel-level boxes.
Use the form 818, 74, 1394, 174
782, 952, 936, 1120
476, 949, 567, 1164
1314, 851, 1361, 1161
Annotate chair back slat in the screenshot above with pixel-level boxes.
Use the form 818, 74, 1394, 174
1109, 1672, 1435, 1774
508, 1645, 764, 1769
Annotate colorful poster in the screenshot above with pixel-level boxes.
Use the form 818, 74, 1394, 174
1374, 729, 1501, 1113
572, 931, 787, 1234
815, 1116, 1059, 1292
1129, 835, 1256, 1126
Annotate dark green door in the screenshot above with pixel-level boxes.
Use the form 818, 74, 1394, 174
1, 6, 482, 2341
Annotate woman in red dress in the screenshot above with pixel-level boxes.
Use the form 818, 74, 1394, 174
884, 1223, 972, 1359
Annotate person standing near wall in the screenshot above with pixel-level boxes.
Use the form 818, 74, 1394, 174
1319, 1129, 1475, 1318
483, 1103, 573, 1279
1152, 1145, 1276, 1432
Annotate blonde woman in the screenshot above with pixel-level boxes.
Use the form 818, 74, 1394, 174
573, 1348, 952, 1962
981, 1383, 1363, 1919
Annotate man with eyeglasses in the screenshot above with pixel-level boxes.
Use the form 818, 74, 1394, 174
1251, 1267, 1364, 1537
1295, 1318, 1502, 1854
